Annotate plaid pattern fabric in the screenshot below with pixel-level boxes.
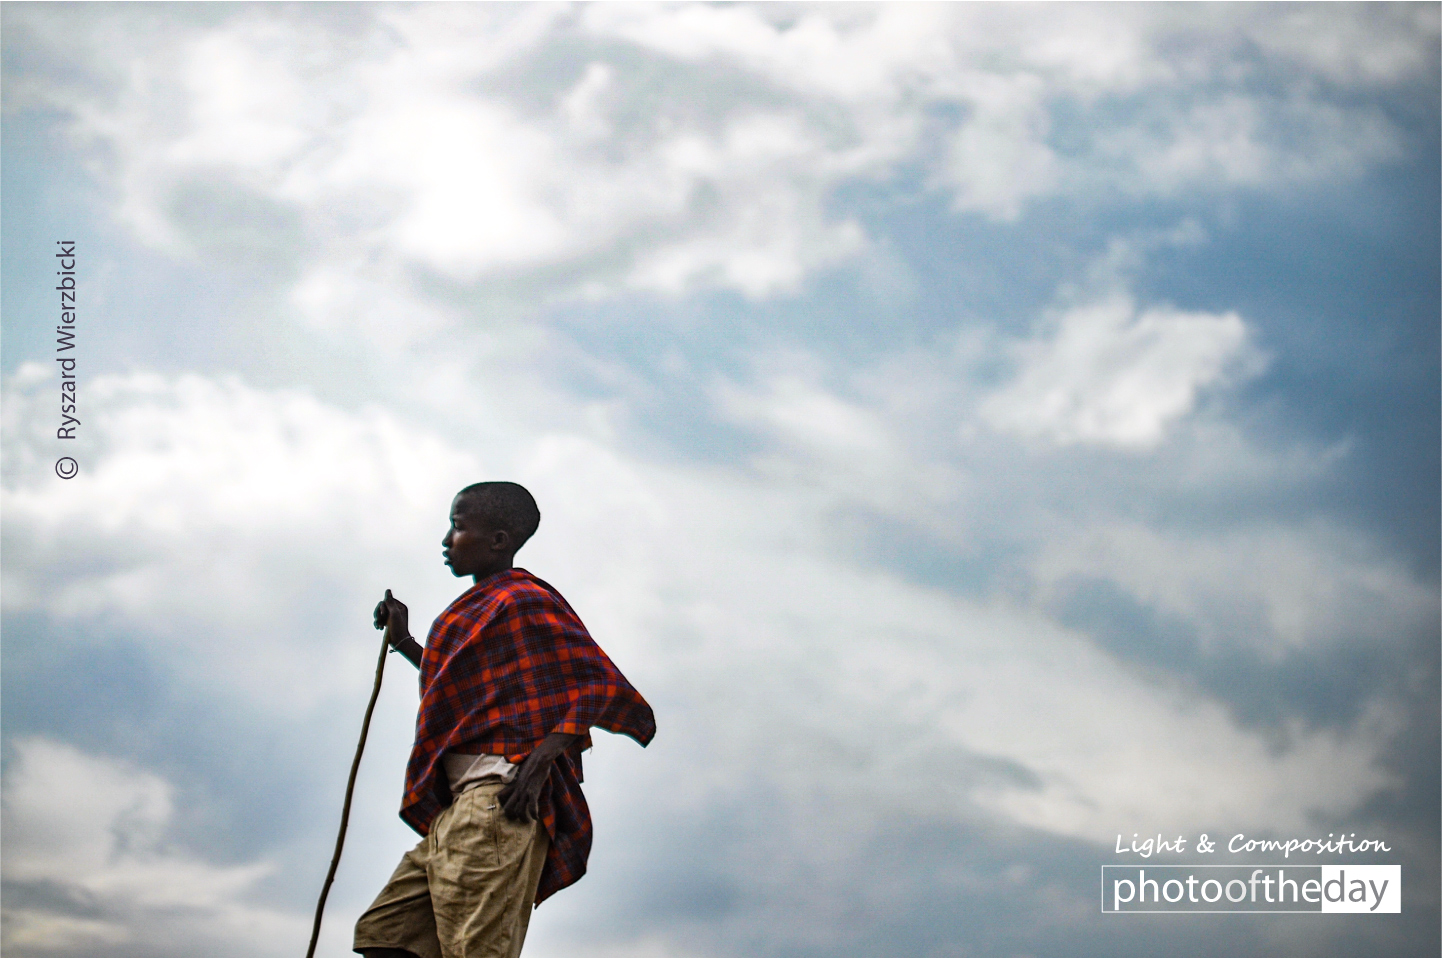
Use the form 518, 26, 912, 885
400, 568, 655, 904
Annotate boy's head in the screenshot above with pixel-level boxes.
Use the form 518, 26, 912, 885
454, 481, 541, 548
443, 482, 541, 580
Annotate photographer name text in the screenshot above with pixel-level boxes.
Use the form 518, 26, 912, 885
56, 240, 79, 441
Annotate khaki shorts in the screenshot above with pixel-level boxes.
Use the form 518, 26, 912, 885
354, 782, 550, 958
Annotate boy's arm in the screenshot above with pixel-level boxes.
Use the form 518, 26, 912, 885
498, 731, 583, 822
374, 589, 422, 669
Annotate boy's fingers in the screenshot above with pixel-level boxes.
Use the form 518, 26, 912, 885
500, 782, 536, 822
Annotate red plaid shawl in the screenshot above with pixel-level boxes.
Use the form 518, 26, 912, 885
400, 568, 655, 903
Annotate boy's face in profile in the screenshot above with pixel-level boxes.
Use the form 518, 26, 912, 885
441, 494, 508, 580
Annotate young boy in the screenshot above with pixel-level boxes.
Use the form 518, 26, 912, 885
354, 481, 655, 958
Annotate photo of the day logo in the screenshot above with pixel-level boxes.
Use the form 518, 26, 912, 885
1102, 866, 1400, 913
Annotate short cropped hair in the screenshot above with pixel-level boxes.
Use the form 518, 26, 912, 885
455, 481, 541, 551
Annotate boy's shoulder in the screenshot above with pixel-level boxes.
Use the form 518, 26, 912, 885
451, 568, 569, 616
483, 567, 559, 599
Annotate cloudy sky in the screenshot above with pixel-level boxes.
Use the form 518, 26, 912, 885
2, 3, 1438, 957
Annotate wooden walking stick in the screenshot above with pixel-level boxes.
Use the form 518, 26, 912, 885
306, 629, 391, 958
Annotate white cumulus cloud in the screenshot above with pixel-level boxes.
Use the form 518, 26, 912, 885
981, 291, 1261, 448
7, 2, 1427, 324
1, 738, 303, 958
1033, 521, 1440, 657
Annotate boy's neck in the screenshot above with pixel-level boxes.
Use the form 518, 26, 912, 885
472, 559, 516, 584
